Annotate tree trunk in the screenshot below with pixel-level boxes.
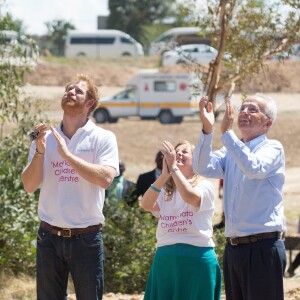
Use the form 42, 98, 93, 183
206, 0, 236, 112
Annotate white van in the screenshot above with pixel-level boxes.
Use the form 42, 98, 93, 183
0, 30, 18, 44
149, 27, 210, 55
0, 30, 38, 67
93, 72, 205, 124
65, 30, 144, 58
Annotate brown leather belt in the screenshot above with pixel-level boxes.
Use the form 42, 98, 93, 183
226, 231, 282, 246
40, 221, 102, 238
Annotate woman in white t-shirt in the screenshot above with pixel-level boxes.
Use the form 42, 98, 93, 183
140, 140, 221, 300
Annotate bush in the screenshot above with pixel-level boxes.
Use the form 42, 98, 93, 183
0, 16, 41, 274
103, 200, 157, 293
0, 126, 40, 274
213, 227, 226, 291
213, 227, 226, 269
103, 198, 227, 294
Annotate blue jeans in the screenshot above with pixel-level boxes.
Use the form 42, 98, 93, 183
36, 226, 104, 300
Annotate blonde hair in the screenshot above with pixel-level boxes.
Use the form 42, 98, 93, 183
164, 140, 201, 201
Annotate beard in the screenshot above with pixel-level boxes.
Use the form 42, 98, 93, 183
61, 97, 86, 116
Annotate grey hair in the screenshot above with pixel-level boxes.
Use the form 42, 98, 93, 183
255, 93, 277, 122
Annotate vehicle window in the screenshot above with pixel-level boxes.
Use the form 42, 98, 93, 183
196, 45, 207, 52
0, 31, 18, 45
121, 37, 133, 44
184, 47, 198, 53
156, 35, 172, 43
70, 37, 115, 44
177, 34, 205, 45
154, 81, 176, 92
113, 89, 136, 100
0, 37, 11, 44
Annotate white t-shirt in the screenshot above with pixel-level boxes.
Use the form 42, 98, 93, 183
27, 120, 119, 228
153, 180, 215, 248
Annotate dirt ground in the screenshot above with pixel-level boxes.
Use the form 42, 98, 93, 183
18, 58, 300, 299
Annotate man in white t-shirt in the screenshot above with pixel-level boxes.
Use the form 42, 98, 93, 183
22, 74, 119, 300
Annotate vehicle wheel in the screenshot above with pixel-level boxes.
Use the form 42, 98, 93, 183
109, 117, 119, 123
94, 109, 109, 123
158, 110, 175, 124
174, 116, 183, 124
214, 111, 220, 120
77, 52, 86, 56
122, 52, 131, 56
176, 59, 186, 64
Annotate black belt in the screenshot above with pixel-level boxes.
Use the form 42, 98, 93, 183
226, 231, 282, 246
40, 221, 102, 238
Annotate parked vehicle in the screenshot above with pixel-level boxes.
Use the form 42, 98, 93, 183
0, 30, 38, 67
149, 27, 210, 55
65, 30, 144, 58
291, 44, 300, 56
266, 51, 290, 61
93, 73, 205, 124
162, 44, 220, 66
0, 30, 18, 44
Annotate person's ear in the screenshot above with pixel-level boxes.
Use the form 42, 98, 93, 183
86, 99, 95, 109
265, 118, 272, 130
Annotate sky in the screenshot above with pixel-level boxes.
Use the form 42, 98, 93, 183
1, 0, 109, 35
1, 0, 294, 36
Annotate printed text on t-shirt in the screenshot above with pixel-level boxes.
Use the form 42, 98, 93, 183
159, 210, 193, 232
51, 160, 79, 183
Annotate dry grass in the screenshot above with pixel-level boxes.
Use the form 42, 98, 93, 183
0, 271, 35, 300
25, 57, 300, 93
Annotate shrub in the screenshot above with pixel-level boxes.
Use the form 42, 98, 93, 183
0, 125, 40, 274
103, 200, 156, 293
213, 227, 226, 269
0, 24, 41, 274
103, 198, 227, 294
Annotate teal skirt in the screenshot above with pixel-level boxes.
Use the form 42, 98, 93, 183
144, 243, 221, 300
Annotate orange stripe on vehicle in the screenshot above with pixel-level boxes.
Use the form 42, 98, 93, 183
155, 102, 199, 108
100, 102, 198, 108
100, 103, 136, 107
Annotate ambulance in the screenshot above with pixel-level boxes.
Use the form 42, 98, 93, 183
93, 73, 205, 124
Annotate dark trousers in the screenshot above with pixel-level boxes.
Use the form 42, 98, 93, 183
36, 226, 104, 300
288, 252, 300, 274
223, 238, 286, 300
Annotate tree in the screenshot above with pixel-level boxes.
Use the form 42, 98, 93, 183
107, 0, 175, 45
45, 19, 75, 56
0, 12, 25, 33
181, 0, 300, 111
0, 13, 39, 133
0, 3, 41, 274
